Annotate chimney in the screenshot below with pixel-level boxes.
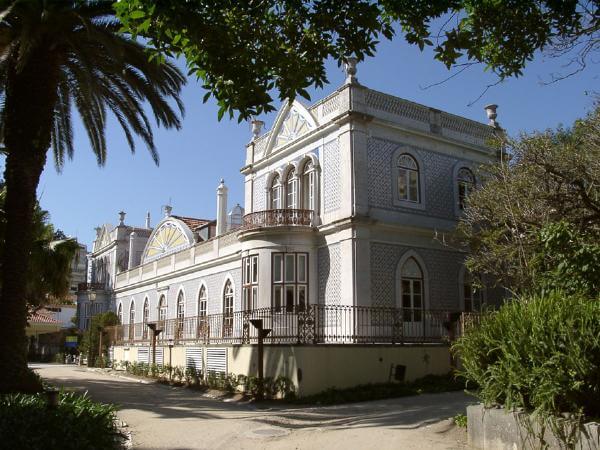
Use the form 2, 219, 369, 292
216, 178, 228, 236
128, 231, 137, 269
145, 212, 151, 229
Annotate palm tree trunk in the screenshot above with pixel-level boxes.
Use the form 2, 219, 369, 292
0, 49, 58, 393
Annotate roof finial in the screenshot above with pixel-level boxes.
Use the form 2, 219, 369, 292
118, 211, 126, 226
164, 205, 172, 217
145, 212, 151, 228
251, 118, 264, 140
344, 57, 359, 85
484, 104, 500, 128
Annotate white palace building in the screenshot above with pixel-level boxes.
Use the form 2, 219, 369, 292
77, 62, 503, 395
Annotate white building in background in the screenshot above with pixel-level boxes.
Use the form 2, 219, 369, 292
78, 62, 503, 395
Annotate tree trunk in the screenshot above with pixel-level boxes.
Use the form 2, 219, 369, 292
0, 48, 59, 394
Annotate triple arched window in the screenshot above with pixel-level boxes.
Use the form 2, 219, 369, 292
269, 158, 318, 211
396, 154, 420, 203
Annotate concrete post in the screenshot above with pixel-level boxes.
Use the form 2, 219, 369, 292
216, 179, 228, 235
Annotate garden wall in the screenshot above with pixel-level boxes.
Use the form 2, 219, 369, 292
467, 404, 599, 450
111, 344, 451, 396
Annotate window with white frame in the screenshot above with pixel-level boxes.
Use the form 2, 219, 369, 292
243, 255, 259, 311
198, 285, 207, 334
399, 257, 423, 322
158, 294, 167, 323
142, 299, 149, 339
129, 301, 135, 339
457, 167, 475, 210
223, 280, 234, 336
397, 154, 420, 203
272, 252, 308, 312
176, 291, 185, 339
270, 174, 282, 209
302, 160, 315, 210
286, 169, 297, 209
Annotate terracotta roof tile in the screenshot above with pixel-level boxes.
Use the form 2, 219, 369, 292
172, 215, 214, 231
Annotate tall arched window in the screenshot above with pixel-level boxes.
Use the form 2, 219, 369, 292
286, 169, 297, 209
197, 285, 207, 337
158, 295, 167, 323
117, 303, 123, 324
302, 160, 315, 210
176, 291, 185, 339
142, 298, 149, 339
270, 174, 282, 209
463, 271, 483, 312
223, 280, 234, 337
457, 167, 475, 210
400, 257, 423, 322
397, 154, 420, 203
128, 301, 135, 340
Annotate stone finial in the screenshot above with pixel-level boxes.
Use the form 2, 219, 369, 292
145, 212, 151, 229
164, 205, 173, 217
344, 57, 359, 84
484, 104, 499, 128
118, 211, 126, 226
94, 227, 101, 236
251, 119, 265, 140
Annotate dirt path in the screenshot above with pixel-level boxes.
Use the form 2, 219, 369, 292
33, 364, 472, 450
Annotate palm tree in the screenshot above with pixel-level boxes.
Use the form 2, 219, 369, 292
0, 1, 185, 393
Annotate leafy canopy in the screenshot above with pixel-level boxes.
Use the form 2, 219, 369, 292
115, 1, 598, 120
458, 106, 600, 295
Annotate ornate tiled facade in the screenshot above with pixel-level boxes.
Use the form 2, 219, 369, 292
322, 139, 341, 213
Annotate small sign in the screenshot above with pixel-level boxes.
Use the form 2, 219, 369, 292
65, 336, 78, 343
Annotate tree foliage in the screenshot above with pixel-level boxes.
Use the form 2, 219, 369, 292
459, 107, 600, 295
115, 0, 599, 120
79, 311, 119, 367
0, 186, 79, 308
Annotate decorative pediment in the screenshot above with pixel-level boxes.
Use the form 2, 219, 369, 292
141, 218, 194, 263
265, 100, 318, 156
94, 224, 113, 252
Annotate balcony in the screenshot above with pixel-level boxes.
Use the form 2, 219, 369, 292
242, 209, 314, 230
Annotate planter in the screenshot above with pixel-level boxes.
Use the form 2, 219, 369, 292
467, 404, 599, 450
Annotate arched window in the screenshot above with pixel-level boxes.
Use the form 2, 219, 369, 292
128, 301, 135, 340
397, 154, 420, 203
142, 298, 149, 339
286, 169, 297, 209
223, 280, 234, 337
463, 271, 483, 312
400, 257, 423, 322
176, 291, 185, 339
117, 303, 123, 324
158, 294, 167, 323
270, 174, 282, 209
302, 160, 316, 210
197, 285, 208, 337
457, 168, 475, 210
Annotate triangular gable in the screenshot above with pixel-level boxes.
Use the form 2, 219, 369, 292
141, 218, 194, 264
94, 224, 113, 252
265, 100, 318, 156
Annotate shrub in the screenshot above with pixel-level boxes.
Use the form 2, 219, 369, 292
453, 291, 600, 418
0, 391, 125, 449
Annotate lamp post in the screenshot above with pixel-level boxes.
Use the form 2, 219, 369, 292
147, 323, 162, 367
167, 338, 174, 381
249, 319, 272, 401
97, 326, 104, 368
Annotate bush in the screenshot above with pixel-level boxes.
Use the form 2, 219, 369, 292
0, 391, 125, 450
453, 291, 600, 418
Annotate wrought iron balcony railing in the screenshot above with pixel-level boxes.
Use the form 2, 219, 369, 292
105, 305, 475, 347
77, 282, 105, 292
242, 209, 313, 230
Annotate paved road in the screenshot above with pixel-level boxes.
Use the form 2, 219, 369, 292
33, 364, 473, 450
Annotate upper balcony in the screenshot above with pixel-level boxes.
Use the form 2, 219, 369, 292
242, 209, 314, 231
77, 282, 105, 292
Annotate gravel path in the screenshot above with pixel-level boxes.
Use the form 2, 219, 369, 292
33, 364, 473, 450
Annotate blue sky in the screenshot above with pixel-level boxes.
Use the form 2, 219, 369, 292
23, 37, 600, 249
